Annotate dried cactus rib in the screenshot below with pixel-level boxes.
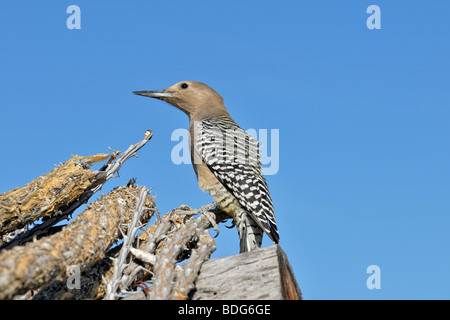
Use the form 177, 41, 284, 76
0, 154, 110, 236
149, 210, 217, 300
0, 185, 155, 300
171, 229, 216, 300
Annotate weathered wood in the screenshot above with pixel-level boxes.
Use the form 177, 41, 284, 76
0, 154, 109, 237
118, 204, 224, 300
192, 244, 301, 300
276, 245, 302, 300
35, 203, 228, 300
0, 185, 155, 300
0, 130, 154, 249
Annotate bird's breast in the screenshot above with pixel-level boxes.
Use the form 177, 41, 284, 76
196, 161, 240, 217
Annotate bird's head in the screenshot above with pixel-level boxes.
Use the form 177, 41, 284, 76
133, 81, 229, 119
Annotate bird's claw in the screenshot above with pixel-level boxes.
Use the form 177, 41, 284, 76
134, 281, 150, 297
201, 210, 220, 238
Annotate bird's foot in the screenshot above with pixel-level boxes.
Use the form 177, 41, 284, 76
200, 209, 220, 238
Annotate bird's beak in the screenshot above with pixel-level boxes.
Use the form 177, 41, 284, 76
132, 90, 174, 99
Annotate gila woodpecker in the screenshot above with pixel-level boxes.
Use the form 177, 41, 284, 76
133, 81, 279, 252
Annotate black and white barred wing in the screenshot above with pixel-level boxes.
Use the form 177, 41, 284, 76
194, 117, 279, 243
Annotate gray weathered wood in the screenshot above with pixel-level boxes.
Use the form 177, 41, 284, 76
192, 244, 301, 300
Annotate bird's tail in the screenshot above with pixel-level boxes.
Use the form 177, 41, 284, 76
235, 209, 263, 253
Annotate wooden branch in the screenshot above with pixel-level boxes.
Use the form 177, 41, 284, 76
0, 154, 109, 237
31, 204, 301, 301
104, 186, 153, 300
97, 130, 153, 185
0, 130, 154, 250
149, 215, 209, 300
32, 203, 228, 300
191, 244, 302, 300
0, 184, 155, 299
138, 204, 228, 300
32, 247, 119, 300
170, 229, 216, 300
99, 204, 226, 300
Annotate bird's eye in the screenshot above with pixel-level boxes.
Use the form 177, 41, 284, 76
180, 83, 189, 89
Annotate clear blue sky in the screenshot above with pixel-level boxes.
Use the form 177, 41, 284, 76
1, 1, 449, 299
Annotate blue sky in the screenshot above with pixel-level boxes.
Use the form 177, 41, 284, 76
1, 1, 449, 299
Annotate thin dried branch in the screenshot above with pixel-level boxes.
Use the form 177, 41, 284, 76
0, 131, 154, 250
0, 184, 155, 300
170, 229, 216, 300
104, 186, 154, 300
144, 204, 226, 300
33, 202, 229, 300
149, 224, 195, 299
0, 154, 109, 237
139, 203, 228, 255
95, 130, 154, 186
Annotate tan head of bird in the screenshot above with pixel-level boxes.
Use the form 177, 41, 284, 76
133, 81, 230, 120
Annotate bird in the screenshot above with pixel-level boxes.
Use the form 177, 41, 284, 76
133, 81, 279, 253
